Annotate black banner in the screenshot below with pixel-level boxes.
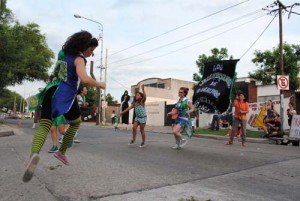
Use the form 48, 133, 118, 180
193, 59, 239, 114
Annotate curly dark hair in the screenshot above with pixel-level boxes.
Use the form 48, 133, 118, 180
62, 30, 96, 55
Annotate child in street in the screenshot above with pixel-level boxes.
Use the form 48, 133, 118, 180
120, 85, 147, 148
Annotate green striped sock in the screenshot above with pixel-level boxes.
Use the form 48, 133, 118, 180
59, 117, 81, 154
31, 119, 52, 154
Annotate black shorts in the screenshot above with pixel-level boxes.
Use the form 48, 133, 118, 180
41, 86, 81, 121
171, 119, 176, 124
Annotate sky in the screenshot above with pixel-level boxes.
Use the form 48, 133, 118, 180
6, 0, 300, 102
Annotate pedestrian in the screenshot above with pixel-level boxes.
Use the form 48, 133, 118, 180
167, 87, 194, 149
48, 115, 67, 153
226, 92, 249, 146
23, 30, 106, 183
75, 86, 89, 143
32, 105, 41, 128
111, 110, 116, 125
121, 90, 130, 125
287, 102, 297, 127
210, 113, 220, 131
120, 85, 147, 148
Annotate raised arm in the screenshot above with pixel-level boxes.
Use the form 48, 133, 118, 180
75, 57, 106, 89
120, 103, 134, 115
141, 85, 146, 103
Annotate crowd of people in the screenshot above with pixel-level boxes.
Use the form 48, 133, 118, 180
22, 30, 298, 184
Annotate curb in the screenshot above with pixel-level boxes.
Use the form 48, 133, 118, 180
145, 128, 270, 144
0, 125, 14, 137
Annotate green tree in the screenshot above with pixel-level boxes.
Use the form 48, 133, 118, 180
0, 0, 13, 24
0, 88, 25, 112
0, 1, 54, 92
249, 43, 300, 91
106, 93, 118, 106
194, 48, 233, 81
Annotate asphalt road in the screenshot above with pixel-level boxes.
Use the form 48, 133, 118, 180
1, 119, 300, 201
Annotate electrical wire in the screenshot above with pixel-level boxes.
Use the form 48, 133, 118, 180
109, 14, 267, 69
239, 15, 277, 59
109, 0, 250, 56
107, 73, 131, 90
108, 9, 263, 66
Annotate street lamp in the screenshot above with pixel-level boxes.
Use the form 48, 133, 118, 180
74, 14, 104, 125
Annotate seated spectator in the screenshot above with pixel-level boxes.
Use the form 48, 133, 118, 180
263, 114, 281, 138
221, 119, 229, 128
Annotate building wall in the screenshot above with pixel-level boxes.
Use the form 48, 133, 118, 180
131, 78, 195, 104
248, 81, 257, 103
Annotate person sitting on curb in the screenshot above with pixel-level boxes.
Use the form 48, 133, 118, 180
262, 114, 282, 138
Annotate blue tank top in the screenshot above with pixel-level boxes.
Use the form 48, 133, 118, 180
51, 54, 83, 119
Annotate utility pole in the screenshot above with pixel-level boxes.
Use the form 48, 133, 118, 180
103, 48, 108, 123
278, 0, 286, 134
13, 96, 16, 115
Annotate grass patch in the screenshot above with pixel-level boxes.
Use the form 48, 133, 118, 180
194, 128, 264, 138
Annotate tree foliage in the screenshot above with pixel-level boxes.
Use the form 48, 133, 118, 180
249, 43, 300, 91
0, 1, 54, 92
106, 93, 118, 106
0, 88, 24, 111
194, 48, 233, 81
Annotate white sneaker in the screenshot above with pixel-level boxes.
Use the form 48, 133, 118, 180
139, 142, 146, 148
180, 138, 187, 148
172, 144, 180, 149
74, 138, 80, 143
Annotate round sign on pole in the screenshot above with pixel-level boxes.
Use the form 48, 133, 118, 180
277, 75, 289, 90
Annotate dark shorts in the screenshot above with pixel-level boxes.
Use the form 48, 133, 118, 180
41, 86, 80, 121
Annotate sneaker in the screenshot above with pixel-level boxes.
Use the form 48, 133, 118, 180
74, 138, 80, 143
23, 153, 40, 182
172, 144, 180, 149
226, 141, 233, 145
179, 138, 187, 148
139, 142, 146, 148
32, 123, 36, 129
128, 140, 135, 145
48, 145, 58, 153
54, 152, 69, 165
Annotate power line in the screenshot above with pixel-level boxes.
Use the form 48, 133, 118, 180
107, 73, 131, 91
109, 9, 263, 66
110, 13, 267, 69
109, 0, 250, 56
239, 15, 276, 59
